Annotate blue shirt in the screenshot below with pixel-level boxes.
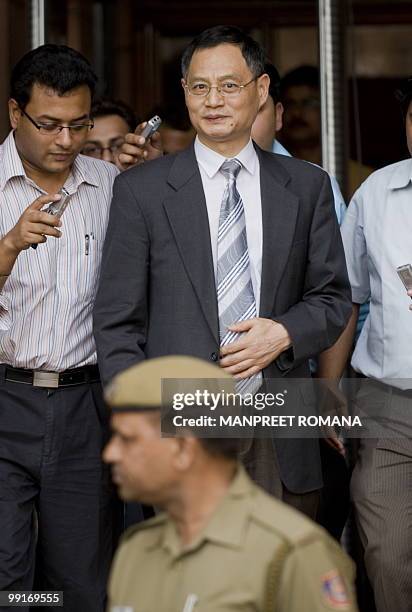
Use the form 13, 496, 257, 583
342, 158, 412, 386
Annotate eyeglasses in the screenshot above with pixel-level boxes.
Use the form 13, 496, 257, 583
20, 108, 94, 135
81, 140, 125, 158
184, 76, 259, 97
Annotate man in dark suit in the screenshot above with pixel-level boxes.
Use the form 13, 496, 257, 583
93, 25, 351, 517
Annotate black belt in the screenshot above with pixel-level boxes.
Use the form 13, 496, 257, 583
3, 364, 100, 388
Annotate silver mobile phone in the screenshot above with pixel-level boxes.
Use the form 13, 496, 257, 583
396, 264, 412, 292
31, 188, 71, 249
45, 187, 71, 218
140, 115, 162, 139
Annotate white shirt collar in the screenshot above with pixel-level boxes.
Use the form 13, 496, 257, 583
387, 157, 412, 190
194, 136, 257, 178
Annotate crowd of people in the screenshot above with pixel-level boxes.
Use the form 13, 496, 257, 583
0, 24, 410, 612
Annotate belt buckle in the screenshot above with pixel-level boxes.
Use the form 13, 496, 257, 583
33, 371, 59, 388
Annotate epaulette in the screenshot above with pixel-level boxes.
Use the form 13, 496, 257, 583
249, 487, 323, 547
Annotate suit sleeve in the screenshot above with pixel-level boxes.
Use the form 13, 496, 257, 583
93, 172, 149, 386
275, 173, 352, 371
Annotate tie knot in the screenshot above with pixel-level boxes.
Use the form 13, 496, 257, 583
220, 158, 242, 181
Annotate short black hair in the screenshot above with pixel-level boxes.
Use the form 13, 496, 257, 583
265, 62, 281, 103
395, 77, 412, 117
281, 65, 319, 97
10, 44, 97, 110
91, 98, 138, 131
181, 25, 265, 79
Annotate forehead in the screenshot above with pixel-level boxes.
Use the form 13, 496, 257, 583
111, 411, 159, 435
91, 114, 129, 137
187, 43, 251, 79
26, 83, 91, 116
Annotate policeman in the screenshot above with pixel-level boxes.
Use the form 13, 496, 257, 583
104, 356, 358, 612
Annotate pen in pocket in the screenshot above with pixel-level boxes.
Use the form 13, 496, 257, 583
182, 594, 198, 612
85, 232, 94, 256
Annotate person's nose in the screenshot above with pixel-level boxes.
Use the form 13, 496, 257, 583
101, 147, 114, 164
55, 127, 74, 149
205, 86, 225, 108
103, 436, 118, 464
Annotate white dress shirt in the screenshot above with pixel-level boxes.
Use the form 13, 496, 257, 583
0, 131, 118, 371
341, 158, 412, 388
194, 137, 263, 313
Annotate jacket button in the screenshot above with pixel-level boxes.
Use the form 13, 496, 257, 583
210, 352, 218, 362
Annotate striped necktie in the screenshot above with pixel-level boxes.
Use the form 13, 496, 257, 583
217, 158, 262, 395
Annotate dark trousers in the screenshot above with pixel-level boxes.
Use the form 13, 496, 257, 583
0, 367, 116, 611
242, 438, 320, 520
351, 437, 412, 612
316, 440, 350, 540
350, 382, 412, 612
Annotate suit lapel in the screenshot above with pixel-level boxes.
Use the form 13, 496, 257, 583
163, 146, 219, 344
257, 147, 299, 317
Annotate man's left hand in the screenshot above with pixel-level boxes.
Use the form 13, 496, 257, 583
219, 318, 292, 378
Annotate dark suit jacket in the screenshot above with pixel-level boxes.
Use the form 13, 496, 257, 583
93, 143, 351, 493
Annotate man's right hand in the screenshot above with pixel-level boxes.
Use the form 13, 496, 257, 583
118, 122, 163, 170
3, 194, 62, 253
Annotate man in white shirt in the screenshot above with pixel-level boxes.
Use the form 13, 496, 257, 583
318, 77, 412, 612
0, 45, 118, 611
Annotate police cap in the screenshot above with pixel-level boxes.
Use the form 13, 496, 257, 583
105, 355, 235, 412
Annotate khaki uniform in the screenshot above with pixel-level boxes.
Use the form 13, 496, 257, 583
108, 467, 358, 612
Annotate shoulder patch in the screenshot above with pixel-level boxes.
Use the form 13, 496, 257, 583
321, 570, 351, 609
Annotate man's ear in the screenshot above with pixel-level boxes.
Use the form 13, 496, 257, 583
275, 102, 284, 133
174, 435, 198, 472
9, 99, 21, 129
257, 73, 269, 108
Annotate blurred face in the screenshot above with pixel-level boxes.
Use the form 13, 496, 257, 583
406, 100, 412, 157
82, 114, 129, 169
103, 412, 182, 505
251, 96, 284, 151
160, 125, 195, 154
182, 43, 269, 156
282, 84, 320, 147
9, 83, 92, 179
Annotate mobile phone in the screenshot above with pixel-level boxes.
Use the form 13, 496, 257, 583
44, 187, 71, 219
396, 264, 412, 293
140, 115, 162, 140
31, 188, 71, 249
